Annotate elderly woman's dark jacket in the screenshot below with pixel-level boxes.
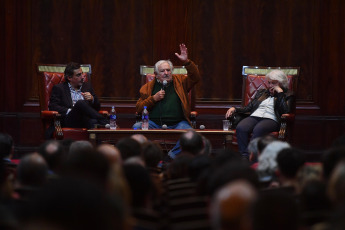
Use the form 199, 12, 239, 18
235, 88, 294, 123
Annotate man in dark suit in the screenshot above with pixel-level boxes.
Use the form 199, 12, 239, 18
49, 62, 108, 129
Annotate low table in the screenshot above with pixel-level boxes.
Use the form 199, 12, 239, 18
88, 128, 234, 150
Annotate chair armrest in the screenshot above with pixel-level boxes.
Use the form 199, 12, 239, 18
190, 111, 198, 129
281, 113, 295, 121
41, 110, 59, 119
190, 111, 198, 118
40, 111, 64, 140
98, 110, 109, 118
278, 113, 295, 140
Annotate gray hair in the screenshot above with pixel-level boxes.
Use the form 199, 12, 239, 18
266, 69, 289, 89
69, 140, 93, 155
248, 137, 260, 157
154, 60, 174, 74
257, 141, 291, 173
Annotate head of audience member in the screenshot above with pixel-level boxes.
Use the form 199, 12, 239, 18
300, 179, 330, 211
141, 142, 163, 169
211, 148, 242, 168
0, 204, 18, 230
189, 154, 212, 182
277, 148, 306, 178
248, 137, 260, 162
22, 177, 127, 230
97, 144, 122, 165
131, 134, 148, 145
0, 133, 14, 160
276, 147, 306, 191
68, 140, 93, 156
250, 190, 299, 230
122, 164, 155, 208
322, 146, 345, 181
179, 130, 204, 156
257, 134, 277, 154
200, 135, 212, 156
208, 160, 259, 196
325, 199, 345, 230
257, 141, 290, 181
123, 156, 146, 167
265, 69, 289, 91
188, 155, 213, 195
63, 149, 110, 190
166, 154, 194, 180
0, 160, 13, 201
154, 60, 174, 84
205, 149, 243, 192
38, 140, 66, 174
97, 144, 131, 205
299, 180, 331, 227
59, 138, 74, 154
16, 152, 48, 187
327, 160, 345, 206
116, 137, 142, 161
210, 180, 257, 230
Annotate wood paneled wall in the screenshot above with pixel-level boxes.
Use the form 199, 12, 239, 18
1, 0, 345, 157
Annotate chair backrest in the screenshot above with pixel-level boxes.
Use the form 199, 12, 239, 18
139, 65, 194, 108
241, 66, 300, 107
37, 64, 91, 111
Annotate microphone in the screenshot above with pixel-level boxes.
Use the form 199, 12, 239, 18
162, 80, 168, 90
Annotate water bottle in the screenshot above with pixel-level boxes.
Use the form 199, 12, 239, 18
142, 106, 149, 130
109, 106, 117, 130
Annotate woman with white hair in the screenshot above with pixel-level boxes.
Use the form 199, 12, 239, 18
257, 140, 291, 182
225, 70, 294, 160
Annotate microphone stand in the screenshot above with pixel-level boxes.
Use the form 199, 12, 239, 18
159, 80, 168, 152
159, 80, 167, 126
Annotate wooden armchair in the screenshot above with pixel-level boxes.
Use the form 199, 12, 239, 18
37, 64, 108, 140
229, 66, 300, 145
138, 65, 198, 128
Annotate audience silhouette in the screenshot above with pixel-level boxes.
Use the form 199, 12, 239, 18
2, 131, 345, 230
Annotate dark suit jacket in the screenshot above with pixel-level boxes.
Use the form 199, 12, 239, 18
48, 82, 101, 119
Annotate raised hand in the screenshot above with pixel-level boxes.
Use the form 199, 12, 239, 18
175, 43, 189, 63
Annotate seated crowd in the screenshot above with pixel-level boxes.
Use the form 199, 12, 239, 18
1, 131, 345, 230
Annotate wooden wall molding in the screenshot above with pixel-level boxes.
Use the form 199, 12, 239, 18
2, 0, 345, 158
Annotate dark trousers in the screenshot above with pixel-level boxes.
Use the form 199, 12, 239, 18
64, 100, 107, 129
236, 116, 279, 157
